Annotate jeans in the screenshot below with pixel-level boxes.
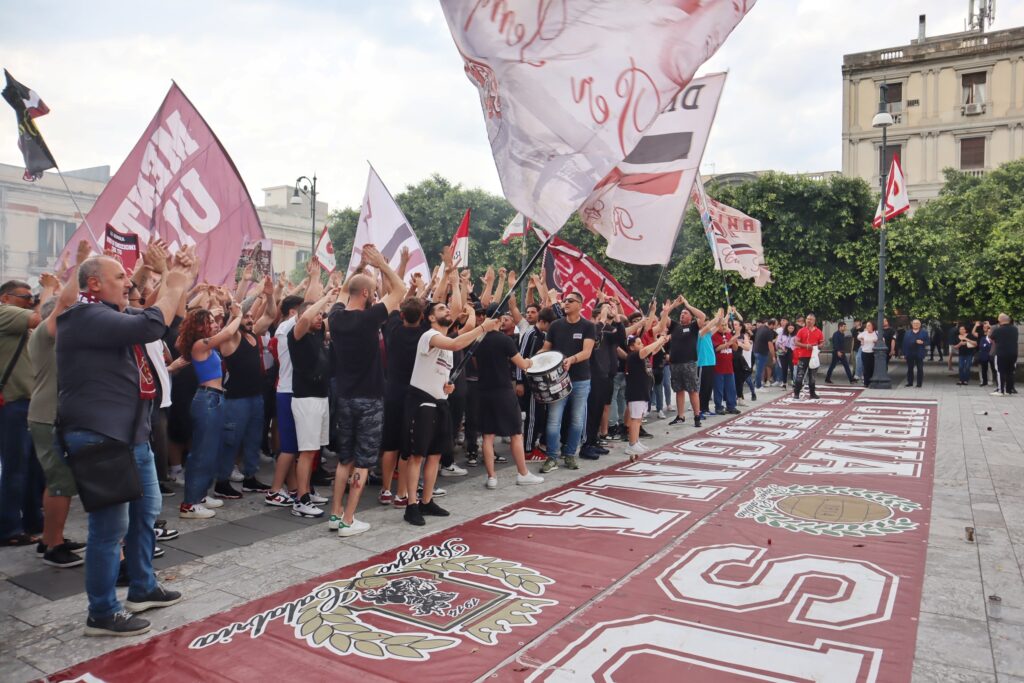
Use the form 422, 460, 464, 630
855, 349, 863, 379
219, 395, 264, 480
958, 352, 975, 383
753, 353, 770, 389
0, 399, 44, 540
546, 380, 591, 460
608, 372, 626, 425
826, 353, 854, 382
650, 369, 665, 412
905, 355, 924, 386
713, 373, 736, 411
63, 430, 159, 619
185, 389, 225, 504
794, 358, 817, 396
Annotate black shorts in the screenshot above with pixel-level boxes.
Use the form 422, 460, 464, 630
478, 389, 523, 437
380, 396, 405, 452
402, 388, 452, 459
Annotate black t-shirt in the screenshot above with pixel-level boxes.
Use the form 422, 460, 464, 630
288, 328, 330, 399
224, 333, 263, 398
882, 328, 895, 353
625, 351, 651, 402
385, 319, 426, 401
475, 331, 518, 392
329, 301, 389, 399
991, 324, 1019, 358
546, 317, 596, 381
590, 323, 611, 378
668, 320, 699, 363
753, 326, 774, 355
604, 322, 625, 378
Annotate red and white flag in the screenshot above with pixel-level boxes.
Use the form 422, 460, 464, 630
347, 165, 430, 281
542, 235, 640, 319
439, 0, 756, 231
873, 155, 910, 228
580, 72, 726, 265
691, 179, 772, 287
500, 212, 529, 244
448, 209, 470, 268
313, 225, 336, 272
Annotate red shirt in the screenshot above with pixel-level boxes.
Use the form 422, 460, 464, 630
712, 331, 735, 375
794, 326, 824, 360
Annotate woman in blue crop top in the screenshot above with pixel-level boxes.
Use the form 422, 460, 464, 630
174, 303, 243, 518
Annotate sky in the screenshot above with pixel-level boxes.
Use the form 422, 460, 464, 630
2, 0, 1022, 214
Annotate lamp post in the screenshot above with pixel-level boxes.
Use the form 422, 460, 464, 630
870, 84, 894, 390
291, 174, 318, 255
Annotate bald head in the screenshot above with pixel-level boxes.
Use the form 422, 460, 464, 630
80, 256, 130, 310
348, 274, 374, 297
999, 313, 1010, 324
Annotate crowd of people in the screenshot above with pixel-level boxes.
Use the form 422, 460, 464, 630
0, 237, 1019, 637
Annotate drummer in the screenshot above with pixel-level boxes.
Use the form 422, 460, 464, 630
517, 307, 557, 459
475, 306, 546, 490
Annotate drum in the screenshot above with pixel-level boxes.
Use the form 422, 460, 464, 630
525, 351, 573, 404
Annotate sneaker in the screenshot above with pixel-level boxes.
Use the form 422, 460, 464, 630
657, 410, 667, 419
292, 496, 324, 518
155, 527, 179, 542
213, 482, 242, 500
638, 427, 653, 440
42, 544, 85, 568
485, 476, 498, 490
242, 477, 272, 493
516, 472, 544, 485
824, 378, 834, 384
527, 448, 548, 461
308, 490, 329, 505
440, 464, 468, 477
338, 518, 370, 537
159, 482, 175, 497
540, 459, 559, 474
420, 499, 450, 517
494, 454, 509, 464
809, 394, 820, 400
36, 538, 86, 554
726, 408, 741, 415
592, 445, 609, 454
265, 490, 292, 507
311, 468, 335, 486
626, 442, 647, 457
668, 416, 686, 426
465, 454, 480, 467
428, 486, 447, 498
579, 445, 601, 461
694, 415, 702, 428
378, 489, 394, 505
85, 610, 150, 637
404, 505, 425, 526
751, 393, 757, 401
179, 503, 215, 519
200, 496, 224, 509
152, 545, 165, 559
563, 455, 580, 470
229, 466, 244, 483
991, 390, 1004, 396
737, 398, 746, 406
327, 515, 341, 530
124, 585, 182, 613
393, 496, 409, 509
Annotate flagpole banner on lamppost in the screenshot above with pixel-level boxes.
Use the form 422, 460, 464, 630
54, 83, 266, 285
873, 155, 910, 228
580, 72, 726, 265
691, 177, 772, 287
439, 0, 757, 232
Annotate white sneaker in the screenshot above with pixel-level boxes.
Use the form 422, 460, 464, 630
200, 497, 224, 509
292, 500, 324, 518
440, 464, 468, 477
516, 472, 544, 485
991, 390, 1004, 396
308, 491, 328, 505
265, 490, 292, 507
338, 518, 370, 537
229, 467, 244, 483
627, 442, 647, 456
179, 503, 215, 519
657, 410, 667, 420
737, 398, 746, 406
485, 477, 498, 490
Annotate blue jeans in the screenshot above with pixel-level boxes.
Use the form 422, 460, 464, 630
958, 352, 975, 383
713, 373, 737, 412
63, 430, 159, 619
0, 399, 44, 541
219, 395, 264, 480
650, 368, 665, 411
661, 365, 672, 407
855, 349, 863, 379
608, 372, 626, 425
546, 379, 591, 460
185, 389, 225, 504
753, 353, 770, 389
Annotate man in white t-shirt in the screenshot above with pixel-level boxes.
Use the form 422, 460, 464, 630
401, 301, 498, 526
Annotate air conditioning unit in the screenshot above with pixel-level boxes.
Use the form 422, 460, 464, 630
963, 102, 985, 116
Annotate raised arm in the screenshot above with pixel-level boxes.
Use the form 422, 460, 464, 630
294, 286, 339, 340
640, 334, 670, 360
253, 276, 277, 335
431, 317, 499, 351
364, 244, 407, 312
479, 266, 496, 307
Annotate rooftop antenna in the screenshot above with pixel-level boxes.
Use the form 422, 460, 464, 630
967, 0, 995, 32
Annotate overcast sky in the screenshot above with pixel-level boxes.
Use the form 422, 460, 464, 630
3, 0, 1022, 213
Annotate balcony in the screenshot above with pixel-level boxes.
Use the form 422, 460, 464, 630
27, 251, 56, 273
961, 169, 987, 178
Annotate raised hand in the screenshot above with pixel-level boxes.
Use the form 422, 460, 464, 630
481, 317, 500, 333
143, 238, 169, 274
507, 270, 517, 286
75, 239, 92, 265
38, 272, 59, 290
441, 245, 454, 271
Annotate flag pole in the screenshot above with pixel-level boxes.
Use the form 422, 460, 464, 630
519, 219, 529, 304
55, 167, 100, 251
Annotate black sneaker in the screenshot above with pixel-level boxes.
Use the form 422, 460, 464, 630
213, 481, 242, 499
579, 445, 601, 460
809, 394, 820, 400
466, 453, 480, 467
153, 545, 165, 559
159, 481, 175, 497
37, 538, 86, 554
154, 519, 167, 529
639, 426, 654, 439
85, 610, 151, 637
726, 408, 741, 415
668, 416, 685, 426
404, 504, 426, 526
42, 543, 85, 568
241, 477, 272, 493
125, 584, 183, 613
420, 500, 450, 517
310, 468, 335, 487
155, 526, 179, 542
694, 415, 702, 428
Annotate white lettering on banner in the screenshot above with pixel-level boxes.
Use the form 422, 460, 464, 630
830, 424, 927, 439
788, 453, 921, 477
152, 110, 198, 171
647, 450, 763, 470
733, 415, 820, 429
855, 406, 928, 417
676, 438, 781, 457
526, 615, 880, 683
656, 545, 897, 630
485, 489, 685, 538
814, 438, 924, 460
173, 168, 221, 234
752, 408, 830, 419
845, 414, 928, 427
585, 460, 745, 501
711, 425, 802, 441
782, 397, 846, 405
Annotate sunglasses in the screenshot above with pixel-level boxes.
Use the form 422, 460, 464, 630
7, 293, 32, 301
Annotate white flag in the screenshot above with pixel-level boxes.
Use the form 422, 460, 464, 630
313, 225, 335, 272
449, 209, 470, 268
500, 212, 528, 244
873, 155, 910, 228
691, 178, 772, 287
580, 72, 726, 265
439, 0, 756, 231
347, 165, 430, 282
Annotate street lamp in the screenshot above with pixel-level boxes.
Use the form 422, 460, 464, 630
870, 84, 894, 390
291, 174, 318, 254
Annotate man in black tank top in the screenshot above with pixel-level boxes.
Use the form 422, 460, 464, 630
218, 282, 276, 495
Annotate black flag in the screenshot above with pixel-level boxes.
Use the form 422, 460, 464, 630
2, 69, 57, 181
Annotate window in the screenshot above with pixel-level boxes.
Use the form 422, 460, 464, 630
880, 145, 902, 175
962, 72, 986, 104
960, 137, 985, 169
295, 249, 311, 264
37, 219, 76, 263
883, 82, 903, 112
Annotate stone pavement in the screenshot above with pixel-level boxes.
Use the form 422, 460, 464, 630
0, 362, 1021, 682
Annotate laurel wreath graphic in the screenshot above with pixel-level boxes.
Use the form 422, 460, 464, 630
736, 484, 922, 538
292, 554, 554, 660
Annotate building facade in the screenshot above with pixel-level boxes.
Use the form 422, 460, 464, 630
0, 162, 326, 285
842, 18, 1024, 208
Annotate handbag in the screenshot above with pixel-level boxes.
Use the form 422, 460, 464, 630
57, 401, 145, 512
0, 331, 29, 408
809, 346, 821, 369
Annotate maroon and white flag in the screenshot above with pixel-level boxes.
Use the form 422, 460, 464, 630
692, 178, 772, 287
580, 72, 726, 265
500, 212, 529, 244
542, 234, 640, 319
873, 154, 910, 228
448, 209, 470, 268
58, 84, 265, 285
313, 225, 336, 272
439, 0, 756, 231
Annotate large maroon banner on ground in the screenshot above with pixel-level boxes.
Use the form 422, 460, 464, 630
50, 389, 937, 682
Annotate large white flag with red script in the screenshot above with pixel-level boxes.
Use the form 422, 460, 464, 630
57, 84, 265, 285
448, 209, 470, 268
692, 179, 772, 287
314, 225, 336, 272
439, 0, 756, 231
347, 165, 430, 282
873, 155, 910, 228
580, 72, 726, 265
542, 234, 640, 319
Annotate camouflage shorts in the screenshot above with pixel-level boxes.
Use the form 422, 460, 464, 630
334, 397, 383, 469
